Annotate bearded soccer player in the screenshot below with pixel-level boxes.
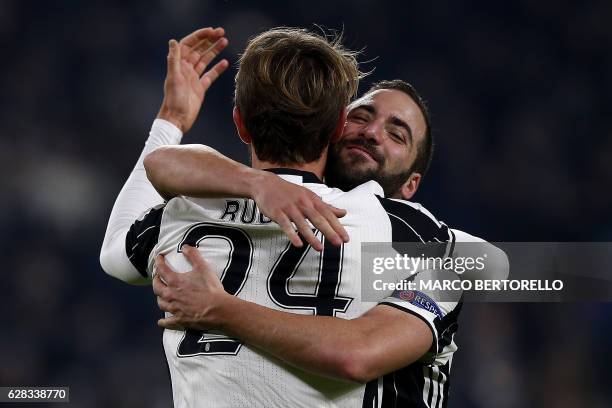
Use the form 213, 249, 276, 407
142, 79, 509, 408
101, 27, 503, 408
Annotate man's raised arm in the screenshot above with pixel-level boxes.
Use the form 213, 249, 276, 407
99, 27, 229, 284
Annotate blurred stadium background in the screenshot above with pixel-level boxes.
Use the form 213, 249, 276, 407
1, 1, 611, 406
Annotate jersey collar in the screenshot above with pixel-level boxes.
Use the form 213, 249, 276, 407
264, 168, 324, 184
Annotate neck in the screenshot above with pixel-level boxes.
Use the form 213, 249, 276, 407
251, 147, 328, 180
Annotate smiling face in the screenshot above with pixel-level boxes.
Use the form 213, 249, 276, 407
325, 88, 428, 198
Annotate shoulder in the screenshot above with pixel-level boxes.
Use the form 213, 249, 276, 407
377, 197, 444, 226
376, 197, 451, 243
307, 179, 383, 199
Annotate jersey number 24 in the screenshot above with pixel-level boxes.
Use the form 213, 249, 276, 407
176, 223, 353, 357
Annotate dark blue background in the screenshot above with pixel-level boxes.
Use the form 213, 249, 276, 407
1, 1, 610, 406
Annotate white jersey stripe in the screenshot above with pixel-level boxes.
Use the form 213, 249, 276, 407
431, 366, 439, 408
392, 372, 398, 406
437, 369, 446, 408
136, 224, 156, 239
423, 366, 432, 408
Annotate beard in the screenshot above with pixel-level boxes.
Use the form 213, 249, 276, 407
325, 139, 413, 198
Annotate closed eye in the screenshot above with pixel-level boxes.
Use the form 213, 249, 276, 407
387, 129, 406, 143
349, 115, 368, 123
347, 105, 374, 123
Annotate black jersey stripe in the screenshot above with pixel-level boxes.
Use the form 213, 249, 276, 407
125, 204, 165, 277
436, 366, 446, 408
376, 196, 451, 243
431, 366, 442, 408
362, 378, 378, 408
382, 363, 430, 408
426, 366, 434, 407
376, 196, 453, 261
381, 373, 395, 408
439, 361, 451, 408
433, 301, 462, 353
378, 302, 459, 407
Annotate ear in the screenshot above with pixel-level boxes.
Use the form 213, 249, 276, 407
330, 107, 347, 144
397, 173, 422, 200
233, 107, 252, 144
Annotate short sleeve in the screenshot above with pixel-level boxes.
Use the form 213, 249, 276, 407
379, 270, 462, 362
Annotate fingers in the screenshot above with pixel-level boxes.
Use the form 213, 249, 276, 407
317, 203, 349, 243
195, 37, 229, 77
152, 273, 167, 297
270, 203, 348, 251
200, 59, 229, 90
291, 215, 323, 252
181, 245, 209, 271
167, 39, 181, 79
180, 27, 227, 73
158, 316, 184, 330
180, 26, 224, 49
327, 214, 349, 244
302, 207, 343, 247
330, 205, 347, 218
156, 295, 175, 313
186, 38, 213, 65
275, 213, 304, 248
155, 254, 179, 286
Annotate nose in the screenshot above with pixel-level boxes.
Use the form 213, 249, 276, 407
359, 120, 384, 145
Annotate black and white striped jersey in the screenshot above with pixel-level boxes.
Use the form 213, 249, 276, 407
370, 282, 461, 408
125, 169, 460, 408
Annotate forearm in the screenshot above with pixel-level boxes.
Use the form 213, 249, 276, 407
155, 249, 432, 382
215, 296, 363, 381
144, 144, 267, 199
214, 297, 430, 383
